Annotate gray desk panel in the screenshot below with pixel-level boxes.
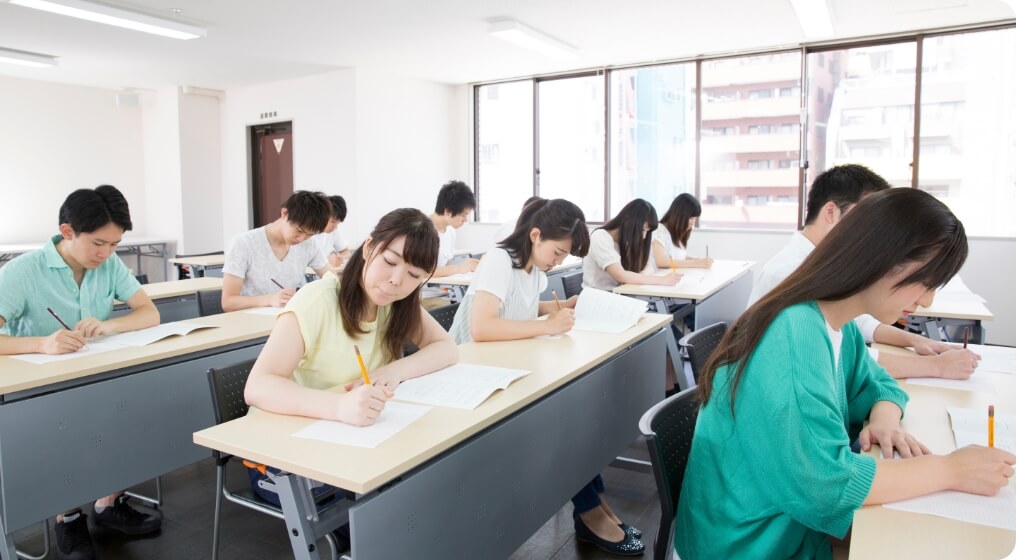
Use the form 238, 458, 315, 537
111, 295, 200, 324
0, 343, 262, 531
347, 329, 666, 560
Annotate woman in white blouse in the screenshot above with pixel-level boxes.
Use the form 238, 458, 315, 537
582, 199, 682, 291
652, 193, 713, 270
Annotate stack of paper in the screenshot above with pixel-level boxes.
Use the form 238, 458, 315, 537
573, 288, 648, 333
393, 363, 531, 410
948, 406, 1014, 452
10, 322, 220, 364
292, 402, 432, 448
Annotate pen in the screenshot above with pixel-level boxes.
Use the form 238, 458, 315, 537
988, 405, 994, 448
270, 278, 286, 290
47, 307, 88, 350
706, 245, 710, 259
353, 344, 372, 385
551, 290, 562, 311
962, 326, 969, 349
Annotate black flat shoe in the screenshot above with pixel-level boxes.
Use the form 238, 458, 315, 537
574, 515, 645, 556
619, 522, 642, 539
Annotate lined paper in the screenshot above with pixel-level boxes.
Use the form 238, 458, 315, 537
883, 486, 1016, 531
291, 402, 432, 448
906, 376, 997, 394
967, 344, 1016, 375
99, 323, 218, 347
9, 341, 127, 364
393, 363, 531, 410
573, 288, 647, 334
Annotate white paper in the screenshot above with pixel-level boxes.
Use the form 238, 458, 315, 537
9, 341, 128, 364
98, 322, 217, 347
883, 486, 1016, 531
948, 406, 1015, 436
966, 344, 1016, 375
244, 307, 287, 316
906, 376, 996, 394
291, 402, 432, 448
393, 363, 531, 410
954, 431, 1015, 453
573, 288, 648, 334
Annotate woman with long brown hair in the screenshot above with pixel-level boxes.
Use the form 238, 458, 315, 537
652, 193, 712, 270
582, 198, 681, 291
675, 189, 1015, 559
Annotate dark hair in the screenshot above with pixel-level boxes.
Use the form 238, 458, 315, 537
522, 196, 543, 210
598, 199, 658, 272
498, 199, 590, 268
59, 185, 133, 234
659, 193, 702, 249
804, 164, 891, 225
699, 188, 968, 412
339, 208, 439, 362
283, 191, 331, 233
327, 195, 347, 221
434, 180, 476, 216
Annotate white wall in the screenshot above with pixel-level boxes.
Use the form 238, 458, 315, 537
0, 75, 146, 242
140, 88, 183, 250
178, 91, 223, 254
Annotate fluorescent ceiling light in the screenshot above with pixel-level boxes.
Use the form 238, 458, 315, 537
8, 0, 207, 40
488, 19, 577, 60
1002, 0, 1016, 16
0, 46, 58, 67
789, 0, 834, 39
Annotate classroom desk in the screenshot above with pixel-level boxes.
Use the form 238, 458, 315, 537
426, 255, 584, 303
112, 277, 224, 323
194, 313, 673, 560
613, 259, 754, 390
910, 298, 994, 345
0, 311, 275, 560
169, 253, 225, 278
849, 344, 1016, 560
0, 237, 172, 282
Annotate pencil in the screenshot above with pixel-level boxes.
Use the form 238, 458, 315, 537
353, 344, 372, 385
270, 278, 285, 290
551, 290, 562, 311
962, 326, 969, 349
706, 245, 709, 259
670, 257, 676, 274
988, 405, 994, 448
47, 307, 87, 350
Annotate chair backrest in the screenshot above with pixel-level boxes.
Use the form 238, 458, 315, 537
135, 273, 149, 285
639, 387, 700, 560
198, 289, 224, 317
207, 359, 257, 426
561, 269, 584, 299
679, 322, 727, 384
427, 302, 460, 332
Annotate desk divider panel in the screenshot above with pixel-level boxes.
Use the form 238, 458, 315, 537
348, 329, 666, 560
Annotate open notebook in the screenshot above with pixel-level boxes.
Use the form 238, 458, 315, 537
10, 322, 219, 364
572, 287, 648, 334
392, 363, 531, 410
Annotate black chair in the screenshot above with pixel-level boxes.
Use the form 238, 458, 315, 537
134, 273, 149, 285
427, 302, 460, 332
207, 360, 339, 560
198, 288, 224, 317
639, 387, 700, 560
678, 322, 727, 385
561, 269, 584, 299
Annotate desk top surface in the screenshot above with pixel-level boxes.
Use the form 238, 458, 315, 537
613, 259, 754, 300
913, 298, 995, 321
427, 255, 584, 287
0, 237, 173, 254
169, 254, 226, 267
0, 311, 274, 396
194, 313, 673, 494
850, 343, 1015, 559
142, 277, 223, 300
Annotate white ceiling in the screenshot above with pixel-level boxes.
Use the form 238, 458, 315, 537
0, 0, 1013, 91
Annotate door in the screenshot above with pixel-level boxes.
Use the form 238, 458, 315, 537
250, 121, 294, 227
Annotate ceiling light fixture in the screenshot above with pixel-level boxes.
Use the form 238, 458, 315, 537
6, 0, 207, 40
789, 0, 835, 39
0, 46, 58, 67
488, 19, 577, 60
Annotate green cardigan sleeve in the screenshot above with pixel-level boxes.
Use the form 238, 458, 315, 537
729, 304, 876, 538
841, 321, 909, 430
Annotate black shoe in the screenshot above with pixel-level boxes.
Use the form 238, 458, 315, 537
92, 495, 161, 536
619, 522, 642, 539
574, 515, 645, 556
55, 513, 96, 560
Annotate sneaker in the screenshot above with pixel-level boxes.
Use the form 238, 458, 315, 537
91, 495, 161, 536
55, 513, 96, 560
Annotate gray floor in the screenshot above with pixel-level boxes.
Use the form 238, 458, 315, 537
12, 441, 662, 560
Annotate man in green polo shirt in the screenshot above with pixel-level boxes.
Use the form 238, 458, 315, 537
0, 185, 162, 560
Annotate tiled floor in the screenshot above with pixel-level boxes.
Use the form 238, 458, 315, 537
12, 441, 662, 560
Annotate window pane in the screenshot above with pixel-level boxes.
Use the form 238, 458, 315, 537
918, 29, 1016, 237
537, 75, 606, 221
700, 52, 802, 229
808, 42, 916, 191
476, 81, 534, 223
608, 64, 697, 218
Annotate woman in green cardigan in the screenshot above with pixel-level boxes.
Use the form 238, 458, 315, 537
675, 188, 1016, 559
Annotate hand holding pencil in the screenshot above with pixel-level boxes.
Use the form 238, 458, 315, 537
545, 291, 575, 335
268, 278, 297, 308
42, 307, 87, 355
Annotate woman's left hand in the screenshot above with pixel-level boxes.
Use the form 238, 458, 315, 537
859, 401, 932, 459
344, 367, 402, 392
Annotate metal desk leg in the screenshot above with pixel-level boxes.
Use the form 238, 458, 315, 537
1, 513, 15, 560
269, 472, 350, 560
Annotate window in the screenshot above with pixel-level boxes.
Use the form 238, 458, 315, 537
778, 158, 796, 168
475, 81, 533, 223
748, 124, 773, 135
780, 123, 799, 134
746, 159, 772, 170
779, 86, 801, 97
609, 64, 697, 217
748, 88, 774, 99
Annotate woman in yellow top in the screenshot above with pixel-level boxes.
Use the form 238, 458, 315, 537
243, 208, 459, 549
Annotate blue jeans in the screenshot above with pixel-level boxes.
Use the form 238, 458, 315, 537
571, 474, 606, 514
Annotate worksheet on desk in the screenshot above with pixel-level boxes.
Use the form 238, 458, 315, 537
906, 376, 997, 393
947, 406, 1014, 452
883, 486, 1016, 531
965, 344, 1016, 375
573, 287, 648, 333
98, 322, 218, 347
292, 402, 432, 448
393, 363, 531, 410
9, 341, 128, 364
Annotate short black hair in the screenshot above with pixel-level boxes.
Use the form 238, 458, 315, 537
59, 185, 133, 234
434, 180, 476, 216
328, 195, 347, 221
804, 164, 891, 225
283, 191, 331, 233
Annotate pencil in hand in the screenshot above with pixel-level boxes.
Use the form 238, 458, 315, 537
551, 290, 562, 311
47, 307, 88, 351
962, 326, 970, 349
354, 344, 372, 385
270, 278, 286, 290
988, 404, 995, 448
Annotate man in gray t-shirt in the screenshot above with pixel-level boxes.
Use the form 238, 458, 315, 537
222, 191, 331, 311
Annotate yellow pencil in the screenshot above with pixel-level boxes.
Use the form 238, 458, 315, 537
353, 344, 372, 385
670, 257, 676, 274
551, 290, 562, 311
988, 404, 995, 448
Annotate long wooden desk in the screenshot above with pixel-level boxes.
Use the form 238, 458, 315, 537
194, 313, 672, 560
0, 237, 173, 282
613, 259, 755, 390
426, 255, 584, 302
112, 277, 224, 323
850, 344, 1016, 559
0, 311, 276, 560
169, 253, 225, 278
